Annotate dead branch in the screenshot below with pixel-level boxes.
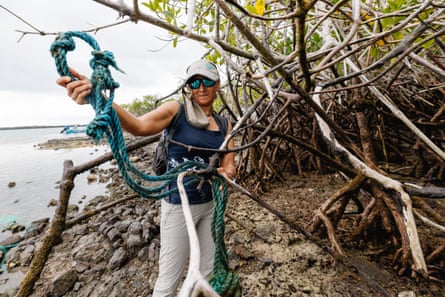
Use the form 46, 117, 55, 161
16, 161, 75, 297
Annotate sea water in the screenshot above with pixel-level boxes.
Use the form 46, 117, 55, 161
0, 127, 111, 242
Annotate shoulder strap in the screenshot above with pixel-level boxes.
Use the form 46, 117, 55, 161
214, 113, 229, 134
166, 102, 184, 142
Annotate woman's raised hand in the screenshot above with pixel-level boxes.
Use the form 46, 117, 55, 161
56, 68, 92, 105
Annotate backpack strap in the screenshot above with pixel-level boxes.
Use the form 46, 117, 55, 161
166, 102, 184, 144
213, 113, 229, 135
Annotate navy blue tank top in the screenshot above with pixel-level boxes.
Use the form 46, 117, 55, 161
165, 107, 227, 204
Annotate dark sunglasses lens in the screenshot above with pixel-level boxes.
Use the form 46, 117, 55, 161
189, 79, 201, 89
202, 78, 216, 87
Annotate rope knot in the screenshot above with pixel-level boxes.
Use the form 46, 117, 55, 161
90, 50, 121, 70
50, 33, 77, 79
86, 113, 111, 143
50, 33, 76, 54
90, 50, 123, 90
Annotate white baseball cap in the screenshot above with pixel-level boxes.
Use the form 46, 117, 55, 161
185, 59, 220, 82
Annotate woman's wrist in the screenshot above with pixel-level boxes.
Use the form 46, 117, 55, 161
218, 168, 235, 180
224, 169, 235, 180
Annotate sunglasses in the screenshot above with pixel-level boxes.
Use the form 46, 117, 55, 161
188, 78, 216, 89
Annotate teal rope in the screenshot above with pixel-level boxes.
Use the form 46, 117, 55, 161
50, 31, 240, 295
1, 244, 18, 267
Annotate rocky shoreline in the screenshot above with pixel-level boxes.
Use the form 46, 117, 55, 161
0, 136, 440, 296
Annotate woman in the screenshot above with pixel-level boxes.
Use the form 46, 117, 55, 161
57, 59, 236, 297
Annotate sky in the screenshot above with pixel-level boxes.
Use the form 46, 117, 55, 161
0, 1, 206, 127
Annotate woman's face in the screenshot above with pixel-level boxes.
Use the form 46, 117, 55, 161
188, 75, 220, 108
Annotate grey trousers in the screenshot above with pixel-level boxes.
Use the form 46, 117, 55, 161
152, 199, 215, 297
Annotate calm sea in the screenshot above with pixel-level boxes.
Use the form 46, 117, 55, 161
0, 127, 111, 242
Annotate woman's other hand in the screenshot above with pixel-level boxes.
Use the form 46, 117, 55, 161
217, 167, 234, 180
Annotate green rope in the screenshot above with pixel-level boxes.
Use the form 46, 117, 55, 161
210, 177, 242, 296
50, 31, 240, 295
1, 244, 18, 267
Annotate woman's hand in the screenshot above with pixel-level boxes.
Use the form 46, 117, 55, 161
217, 167, 235, 180
56, 68, 92, 105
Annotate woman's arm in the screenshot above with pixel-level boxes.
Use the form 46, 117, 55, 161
113, 101, 179, 136
56, 68, 179, 136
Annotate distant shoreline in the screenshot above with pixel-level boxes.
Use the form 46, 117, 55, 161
0, 124, 87, 130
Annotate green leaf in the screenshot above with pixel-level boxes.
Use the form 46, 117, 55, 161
245, 5, 256, 14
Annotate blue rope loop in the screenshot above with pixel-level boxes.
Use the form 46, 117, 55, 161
50, 31, 101, 80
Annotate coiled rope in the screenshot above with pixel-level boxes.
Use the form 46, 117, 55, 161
50, 31, 240, 296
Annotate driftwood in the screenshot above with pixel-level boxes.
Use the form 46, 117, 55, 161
405, 185, 445, 199
15, 160, 75, 297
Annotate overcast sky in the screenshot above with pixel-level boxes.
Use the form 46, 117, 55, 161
0, 1, 206, 127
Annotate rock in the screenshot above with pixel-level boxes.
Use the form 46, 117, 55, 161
30, 217, 50, 226
87, 174, 98, 183
7, 181, 15, 188
24, 218, 49, 238
255, 223, 275, 241
0, 271, 23, 296
126, 221, 144, 251
127, 221, 142, 235
98, 176, 109, 183
72, 261, 89, 274
137, 246, 150, 259
108, 247, 128, 270
68, 204, 79, 213
121, 207, 135, 217
129, 156, 139, 162
1, 222, 25, 234
71, 233, 109, 264
48, 199, 58, 207
10, 224, 25, 233
0, 234, 23, 246
50, 269, 78, 297
19, 244, 35, 266
127, 234, 143, 251
142, 226, 153, 243
108, 214, 122, 225
98, 221, 112, 235
114, 220, 131, 233
234, 244, 254, 260
148, 239, 160, 260
106, 228, 122, 243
